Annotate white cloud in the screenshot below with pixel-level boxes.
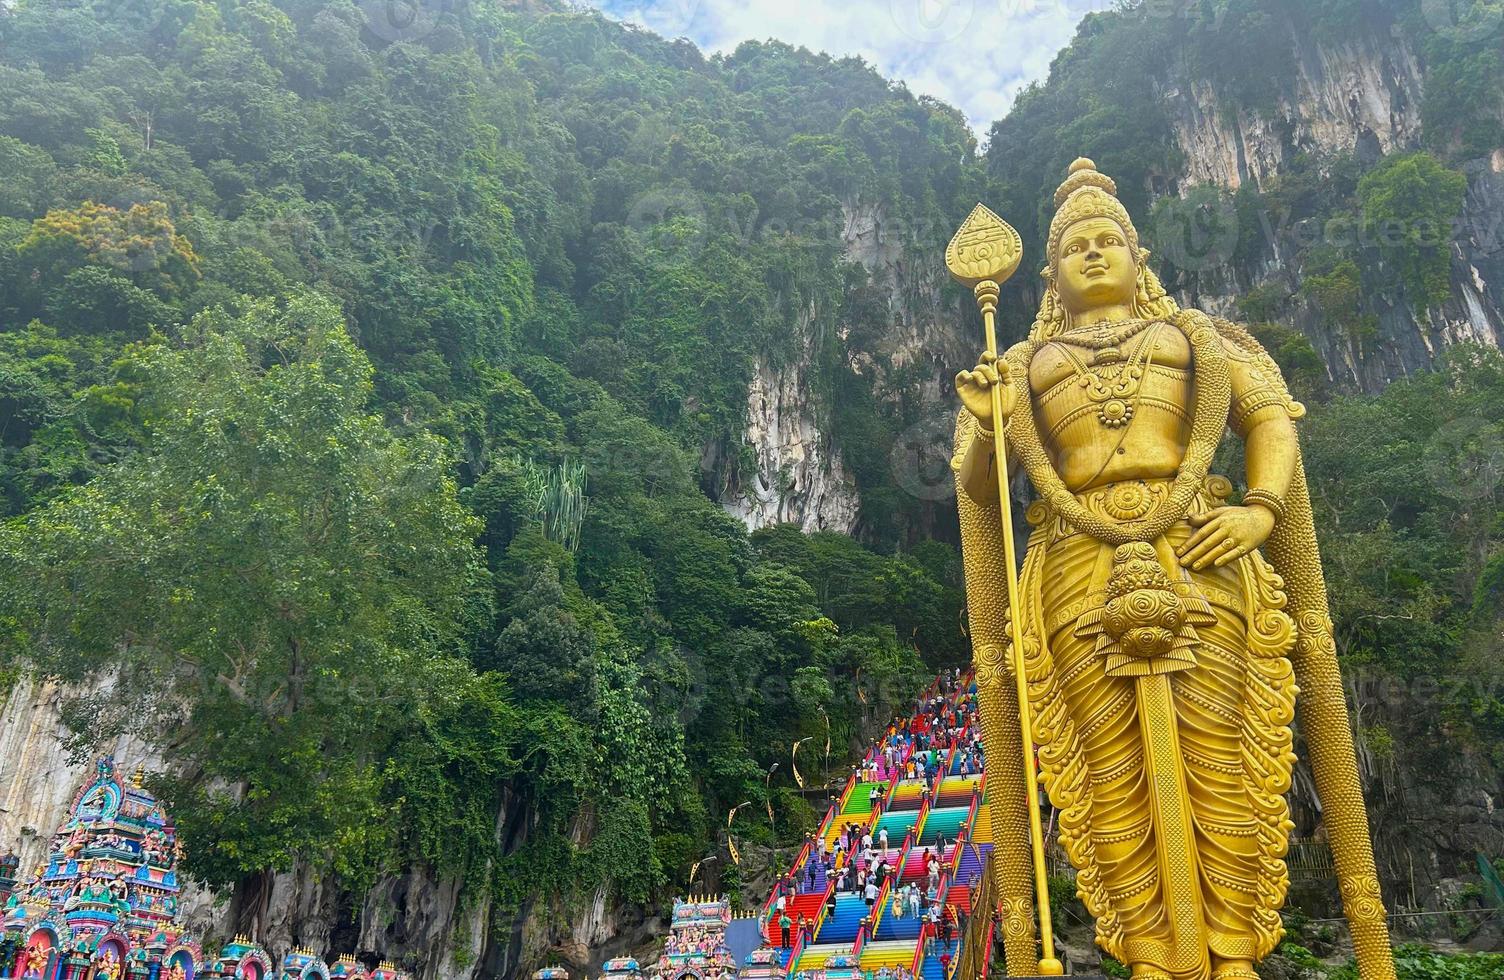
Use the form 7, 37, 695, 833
586, 0, 1112, 134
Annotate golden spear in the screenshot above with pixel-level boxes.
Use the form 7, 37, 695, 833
946, 203, 1064, 976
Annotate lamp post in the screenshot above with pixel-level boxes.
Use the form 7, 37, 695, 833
764, 763, 780, 832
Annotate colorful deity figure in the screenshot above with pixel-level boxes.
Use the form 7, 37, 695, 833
96, 948, 124, 980
953, 160, 1393, 979
24, 944, 47, 977
62, 826, 89, 860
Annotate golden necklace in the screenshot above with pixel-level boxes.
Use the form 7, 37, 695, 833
1054, 322, 1163, 429
1053, 317, 1155, 361
1006, 310, 1233, 545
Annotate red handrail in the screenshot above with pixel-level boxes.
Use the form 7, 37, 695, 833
910, 793, 932, 860
809, 871, 838, 943
785, 919, 810, 976
760, 838, 811, 938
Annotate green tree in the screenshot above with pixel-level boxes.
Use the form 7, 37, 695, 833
1357, 151, 1468, 306
0, 294, 495, 889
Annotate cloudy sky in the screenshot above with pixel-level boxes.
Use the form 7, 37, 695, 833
585, 0, 1112, 133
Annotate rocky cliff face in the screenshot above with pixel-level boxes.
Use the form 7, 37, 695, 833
717, 347, 862, 534
1154, 14, 1502, 389
716, 198, 973, 536
1159, 22, 1426, 192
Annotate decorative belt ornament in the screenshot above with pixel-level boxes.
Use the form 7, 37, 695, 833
1076, 542, 1214, 678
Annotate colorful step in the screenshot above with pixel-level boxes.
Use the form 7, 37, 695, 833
919, 806, 968, 845
857, 940, 914, 972
815, 894, 869, 944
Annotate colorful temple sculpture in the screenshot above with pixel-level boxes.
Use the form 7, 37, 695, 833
206, 938, 273, 980
0, 758, 409, 980
0, 757, 203, 980
657, 897, 735, 980
734, 949, 778, 980
598, 958, 643, 980
0, 856, 18, 908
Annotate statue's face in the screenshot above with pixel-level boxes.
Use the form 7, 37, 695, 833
1054, 217, 1138, 315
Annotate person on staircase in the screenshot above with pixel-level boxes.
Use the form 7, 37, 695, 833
779, 911, 792, 950
940, 903, 957, 947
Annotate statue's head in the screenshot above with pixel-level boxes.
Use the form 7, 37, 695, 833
1032, 158, 1178, 339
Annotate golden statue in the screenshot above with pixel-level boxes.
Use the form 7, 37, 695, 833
947, 160, 1395, 980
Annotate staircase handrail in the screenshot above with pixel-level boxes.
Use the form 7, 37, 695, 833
817, 777, 851, 844
810, 875, 838, 943
951, 788, 980, 879
911, 793, 932, 856
759, 886, 778, 937
910, 921, 928, 977
835, 771, 859, 815
869, 868, 896, 939
976, 913, 995, 980
785, 919, 810, 977
760, 836, 814, 937
951, 848, 995, 980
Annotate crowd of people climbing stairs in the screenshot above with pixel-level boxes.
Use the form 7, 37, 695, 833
756, 667, 992, 980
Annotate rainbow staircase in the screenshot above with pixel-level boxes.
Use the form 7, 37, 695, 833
758, 673, 990, 980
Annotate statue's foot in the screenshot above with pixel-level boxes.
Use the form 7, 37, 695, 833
1209, 961, 1259, 980
1127, 969, 1171, 980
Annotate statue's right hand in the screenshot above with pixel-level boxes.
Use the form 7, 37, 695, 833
955, 352, 1015, 430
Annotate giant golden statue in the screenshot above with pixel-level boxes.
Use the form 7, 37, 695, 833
949, 160, 1395, 979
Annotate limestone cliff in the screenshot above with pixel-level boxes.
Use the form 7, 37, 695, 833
714, 198, 974, 537
1149, 12, 1502, 388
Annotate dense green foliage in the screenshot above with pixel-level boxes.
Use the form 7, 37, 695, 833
0, 0, 975, 916
1324, 943, 1504, 979
0, 0, 1499, 955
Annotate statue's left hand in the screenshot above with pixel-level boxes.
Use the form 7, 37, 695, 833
1177, 506, 1276, 570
